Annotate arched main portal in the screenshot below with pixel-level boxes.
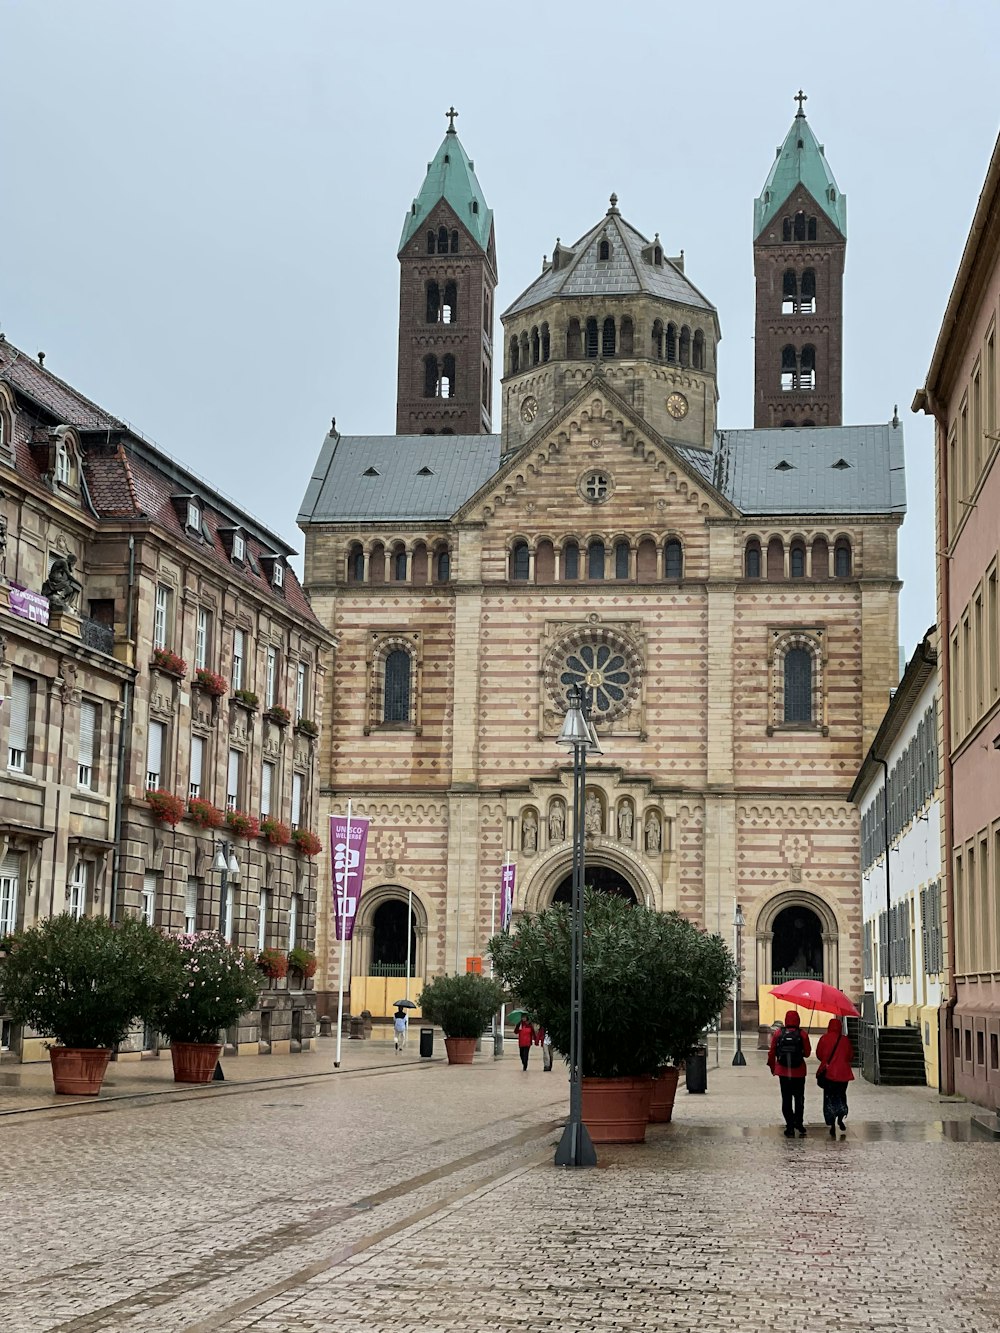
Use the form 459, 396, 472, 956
371, 900, 417, 971
552, 866, 638, 904
771, 904, 824, 983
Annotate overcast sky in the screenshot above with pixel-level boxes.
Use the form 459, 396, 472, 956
4, 1, 999, 658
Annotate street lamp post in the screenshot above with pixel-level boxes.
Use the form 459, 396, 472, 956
554, 684, 600, 1169
732, 902, 746, 1067
211, 840, 242, 1083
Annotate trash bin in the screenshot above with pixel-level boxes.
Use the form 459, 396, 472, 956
419, 1027, 434, 1058
493, 1030, 504, 1057
685, 1043, 708, 1094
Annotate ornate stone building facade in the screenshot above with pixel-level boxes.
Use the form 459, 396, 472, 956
301, 104, 905, 1026
0, 342, 334, 1060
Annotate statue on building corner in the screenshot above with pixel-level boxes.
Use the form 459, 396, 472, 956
42, 551, 82, 612
585, 791, 602, 835
548, 801, 565, 843
521, 809, 538, 853
617, 802, 633, 842
645, 811, 661, 853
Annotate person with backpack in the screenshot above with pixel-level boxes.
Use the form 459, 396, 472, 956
815, 1017, 854, 1136
767, 1008, 811, 1136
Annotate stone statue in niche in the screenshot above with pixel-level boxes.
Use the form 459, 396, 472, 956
617, 803, 633, 842
0, 515, 7, 578
585, 791, 602, 835
645, 812, 661, 853
521, 809, 538, 853
42, 551, 82, 611
548, 801, 565, 843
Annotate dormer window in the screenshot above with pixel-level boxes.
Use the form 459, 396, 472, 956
232, 531, 246, 562
272, 562, 284, 589
55, 440, 71, 485
186, 499, 201, 530
598, 238, 611, 262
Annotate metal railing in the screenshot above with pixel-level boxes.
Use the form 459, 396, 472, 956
771, 968, 823, 984
81, 617, 115, 655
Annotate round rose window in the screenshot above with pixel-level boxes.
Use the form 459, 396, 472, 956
545, 627, 642, 724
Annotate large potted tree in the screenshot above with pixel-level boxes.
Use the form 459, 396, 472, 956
0, 913, 179, 1095
490, 892, 735, 1142
416, 972, 506, 1064
153, 933, 262, 1082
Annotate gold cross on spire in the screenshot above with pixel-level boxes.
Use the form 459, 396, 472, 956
446, 106, 459, 133
794, 89, 807, 117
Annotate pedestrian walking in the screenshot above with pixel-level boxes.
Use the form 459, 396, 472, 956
767, 1008, 811, 1136
815, 1016, 854, 1136
393, 1007, 408, 1053
536, 1025, 553, 1071
514, 1015, 535, 1071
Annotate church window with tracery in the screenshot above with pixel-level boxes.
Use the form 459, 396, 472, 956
664, 538, 683, 579
383, 650, 411, 723
510, 541, 530, 581
544, 625, 643, 726
783, 649, 812, 723
583, 472, 610, 502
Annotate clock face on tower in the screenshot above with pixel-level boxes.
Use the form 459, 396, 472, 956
520, 395, 539, 424
666, 392, 689, 420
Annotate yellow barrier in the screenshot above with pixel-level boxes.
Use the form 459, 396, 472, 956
350, 976, 424, 1019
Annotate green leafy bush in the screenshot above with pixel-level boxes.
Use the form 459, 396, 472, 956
287, 946, 317, 978
417, 972, 505, 1039
153, 933, 261, 1044
489, 891, 736, 1078
0, 914, 181, 1049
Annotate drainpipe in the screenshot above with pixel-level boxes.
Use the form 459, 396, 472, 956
110, 535, 136, 922
876, 757, 893, 1028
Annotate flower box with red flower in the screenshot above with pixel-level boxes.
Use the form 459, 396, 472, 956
259, 817, 291, 847
151, 649, 187, 678
193, 668, 228, 698
257, 946, 288, 980
225, 809, 260, 840
294, 717, 319, 739
291, 828, 322, 857
145, 788, 185, 825
264, 705, 291, 727
187, 797, 224, 830
287, 946, 318, 979
232, 689, 259, 711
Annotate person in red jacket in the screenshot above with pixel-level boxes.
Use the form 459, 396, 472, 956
767, 1009, 812, 1137
815, 1017, 855, 1136
514, 1017, 535, 1071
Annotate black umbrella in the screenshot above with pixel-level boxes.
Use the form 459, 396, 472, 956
393, 999, 417, 1009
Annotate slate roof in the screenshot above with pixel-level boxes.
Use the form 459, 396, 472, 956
299, 432, 502, 523
680, 422, 906, 516
398, 128, 493, 255
503, 208, 716, 319
754, 109, 846, 238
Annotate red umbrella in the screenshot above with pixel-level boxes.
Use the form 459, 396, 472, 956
770, 979, 859, 1018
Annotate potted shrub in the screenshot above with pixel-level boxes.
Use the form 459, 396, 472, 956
490, 892, 736, 1142
0, 914, 181, 1095
287, 946, 317, 981
153, 933, 262, 1083
187, 797, 224, 830
193, 668, 228, 698
145, 788, 185, 826
232, 689, 259, 710
264, 704, 291, 727
294, 717, 319, 738
259, 817, 291, 847
291, 828, 322, 857
225, 809, 260, 840
151, 648, 187, 678
417, 972, 506, 1065
257, 946, 288, 981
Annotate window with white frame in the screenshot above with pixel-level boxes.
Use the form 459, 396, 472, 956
232, 628, 245, 691
227, 748, 242, 811
296, 662, 307, 719
78, 700, 97, 789
153, 585, 171, 650
291, 772, 303, 830
261, 761, 275, 818
9, 675, 31, 773
146, 720, 165, 789
185, 878, 199, 933
272, 562, 284, 589
68, 861, 88, 919
189, 735, 205, 799
186, 498, 201, 531
257, 887, 268, 952
288, 892, 299, 949
266, 646, 278, 708
196, 607, 211, 670
55, 440, 72, 485
0, 853, 20, 936
232, 531, 246, 563
141, 872, 157, 926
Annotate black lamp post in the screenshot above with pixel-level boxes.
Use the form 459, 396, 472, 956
732, 902, 747, 1067
554, 684, 600, 1169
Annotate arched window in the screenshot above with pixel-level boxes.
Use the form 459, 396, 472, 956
520, 332, 529, 369
811, 537, 829, 578
450, 230, 459, 253
434, 547, 451, 582
440, 353, 456, 399
619, 316, 634, 356
766, 537, 784, 580
411, 542, 428, 586
652, 319, 664, 359
424, 354, 439, 398
588, 540, 605, 579
790, 540, 806, 578
510, 338, 520, 375
567, 318, 582, 358
653, 244, 662, 265
531, 326, 540, 365
602, 317, 616, 357
535, 539, 554, 582
598, 238, 611, 261
679, 327, 690, 365
783, 649, 812, 724
348, 544, 365, 583
510, 540, 530, 581
799, 345, 816, 390
793, 211, 806, 242
664, 538, 683, 579
782, 269, 797, 314
541, 323, 550, 362
426, 280, 441, 323
745, 540, 762, 578
562, 540, 579, 580
614, 540, 630, 579
666, 323, 677, 362
692, 329, 705, 370
800, 269, 816, 313
585, 317, 599, 358
442, 280, 457, 324
807, 217, 817, 241
781, 345, 797, 391
437, 226, 449, 254
834, 539, 852, 577
383, 650, 411, 723
392, 546, 408, 582
369, 540, 385, 584
426, 231, 435, 254
440, 427, 454, 435
636, 537, 657, 579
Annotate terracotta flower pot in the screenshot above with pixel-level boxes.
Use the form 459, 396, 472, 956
649, 1065, 681, 1123
49, 1046, 112, 1096
581, 1075, 653, 1143
443, 1036, 476, 1065
170, 1041, 224, 1083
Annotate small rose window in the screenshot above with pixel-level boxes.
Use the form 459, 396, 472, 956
559, 642, 632, 717
582, 472, 610, 502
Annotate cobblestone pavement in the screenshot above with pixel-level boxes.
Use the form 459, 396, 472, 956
3, 1039, 999, 1332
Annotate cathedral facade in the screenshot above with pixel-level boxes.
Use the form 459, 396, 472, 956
300, 103, 905, 1026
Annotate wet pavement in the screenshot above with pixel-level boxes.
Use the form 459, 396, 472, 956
1, 1039, 998, 1332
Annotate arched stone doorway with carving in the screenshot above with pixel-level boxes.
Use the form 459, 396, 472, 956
552, 865, 637, 904
753, 891, 842, 1023
350, 884, 428, 1019
520, 846, 655, 916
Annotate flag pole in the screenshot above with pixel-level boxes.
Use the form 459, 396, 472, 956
334, 799, 352, 1069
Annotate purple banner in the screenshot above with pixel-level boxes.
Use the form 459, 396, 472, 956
330, 814, 370, 942
500, 862, 515, 932
9, 586, 49, 626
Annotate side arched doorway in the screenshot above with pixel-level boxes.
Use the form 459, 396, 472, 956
372, 900, 417, 973
754, 893, 841, 1024
552, 866, 637, 904
350, 886, 427, 1019
771, 904, 824, 983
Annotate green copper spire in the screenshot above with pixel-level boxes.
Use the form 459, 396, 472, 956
754, 92, 847, 238
398, 108, 493, 254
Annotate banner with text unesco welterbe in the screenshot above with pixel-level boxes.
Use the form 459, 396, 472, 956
330, 814, 370, 942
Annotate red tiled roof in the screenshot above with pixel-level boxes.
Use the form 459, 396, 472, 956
0, 342, 121, 431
